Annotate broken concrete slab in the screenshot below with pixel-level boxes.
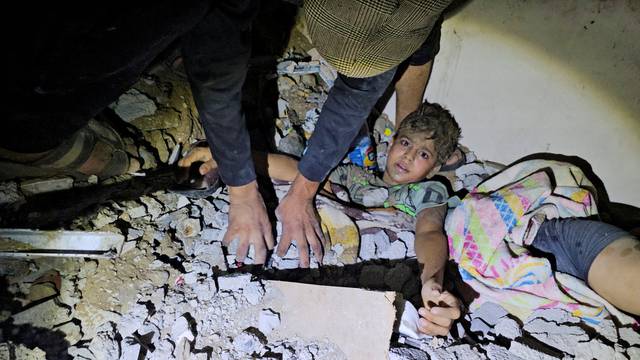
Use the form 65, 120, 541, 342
20, 176, 74, 196
12, 298, 72, 328
0, 228, 124, 258
266, 281, 396, 360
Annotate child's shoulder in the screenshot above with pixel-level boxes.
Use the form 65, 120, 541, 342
387, 179, 449, 217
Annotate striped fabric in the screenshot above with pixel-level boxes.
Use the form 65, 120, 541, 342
304, 0, 452, 78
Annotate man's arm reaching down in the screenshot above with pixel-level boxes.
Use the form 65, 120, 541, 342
414, 205, 462, 336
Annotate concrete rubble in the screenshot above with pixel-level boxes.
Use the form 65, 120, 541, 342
1, 50, 638, 360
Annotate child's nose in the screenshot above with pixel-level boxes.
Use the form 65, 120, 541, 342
404, 149, 417, 161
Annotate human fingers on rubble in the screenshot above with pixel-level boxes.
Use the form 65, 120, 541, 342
275, 194, 325, 268
177, 145, 216, 175
223, 182, 274, 264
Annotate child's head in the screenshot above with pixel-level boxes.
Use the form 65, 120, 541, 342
382, 102, 461, 185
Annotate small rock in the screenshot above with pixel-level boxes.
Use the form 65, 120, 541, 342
110, 88, 157, 122
277, 131, 305, 157
243, 282, 265, 305
12, 298, 71, 328
258, 309, 281, 335
126, 204, 147, 219
201, 228, 222, 241
126, 228, 144, 241
575, 339, 615, 359
139, 146, 158, 170
524, 318, 588, 355
140, 196, 163, 220
176, 218, 201, 238
359, 234, 377, 261
171, 315, 195, 343
481, 343, 525, 360
620, 326, 640, 346
233, 331, 263, 355
54, 321, 83, 345
627, 347, 640, 359
509, 341, 557, 360
194, 279, 218, 302
119, 341, 141, 360
68, 346, 95, 359
470, 317, 493, 336
471, 302, 509, 326
380, 238, 408, 260
176, 195, 190, 209
494, 317, 522, 340
0, 181, 25, 209
301, 74, 317, 88
88, 322, 121, 360
91, 207, 118, 228
218, 274, 252, 292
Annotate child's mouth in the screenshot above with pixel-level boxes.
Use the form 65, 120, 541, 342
395, 162, 408, 173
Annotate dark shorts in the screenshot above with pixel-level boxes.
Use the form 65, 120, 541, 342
531, 218, 629, 281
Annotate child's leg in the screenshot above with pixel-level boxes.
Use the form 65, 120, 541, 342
588, 235, 640, 314
532, 218, 639, 314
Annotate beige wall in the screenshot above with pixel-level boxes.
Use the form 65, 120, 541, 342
385, 0, 640, 207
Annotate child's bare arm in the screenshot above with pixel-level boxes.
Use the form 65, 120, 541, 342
415, 205, 448, 285
415, 205, 462, 336
252, 152, 299, 182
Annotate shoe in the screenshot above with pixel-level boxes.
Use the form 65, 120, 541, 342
0, 119, 130, 181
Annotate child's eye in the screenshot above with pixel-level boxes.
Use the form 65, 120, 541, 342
419, 151, 429, 159
400, 139, 410, 147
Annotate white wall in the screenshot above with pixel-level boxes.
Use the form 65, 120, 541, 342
384, 0, 640, 207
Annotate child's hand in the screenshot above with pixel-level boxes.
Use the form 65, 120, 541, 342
178, 146, 217, 175
417, 278, 462, 336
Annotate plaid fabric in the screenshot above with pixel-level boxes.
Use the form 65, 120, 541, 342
304, 0, 452, 78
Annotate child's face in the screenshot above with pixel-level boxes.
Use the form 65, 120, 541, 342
383, 133, 440, 186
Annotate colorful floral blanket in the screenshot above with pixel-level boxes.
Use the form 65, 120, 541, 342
445, 159, 633, 324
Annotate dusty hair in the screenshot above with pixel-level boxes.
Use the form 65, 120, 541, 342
395, 102, 461, 164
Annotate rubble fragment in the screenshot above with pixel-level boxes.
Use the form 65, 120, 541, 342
110, 88, 158, 122
258, 309, 281, 335
218, 274, 252, 292
20, 176, 74, 196
0, 181, 26, 209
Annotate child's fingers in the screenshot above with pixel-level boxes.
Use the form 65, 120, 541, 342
438, 291, 462, 309
178, 147, 212, 167
417, 317, 450, 336
419, 307, 455, 328
199, 160, 216, 175
430, 306, 461, 322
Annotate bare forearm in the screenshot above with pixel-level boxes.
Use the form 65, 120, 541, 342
416, 229, 448, 285
395, 61, 432, 126
252, 151, 333, 192
251, 152, 300, 182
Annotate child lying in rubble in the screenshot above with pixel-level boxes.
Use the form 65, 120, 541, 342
183, 101, 640, 335
182, 102, 464, 335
